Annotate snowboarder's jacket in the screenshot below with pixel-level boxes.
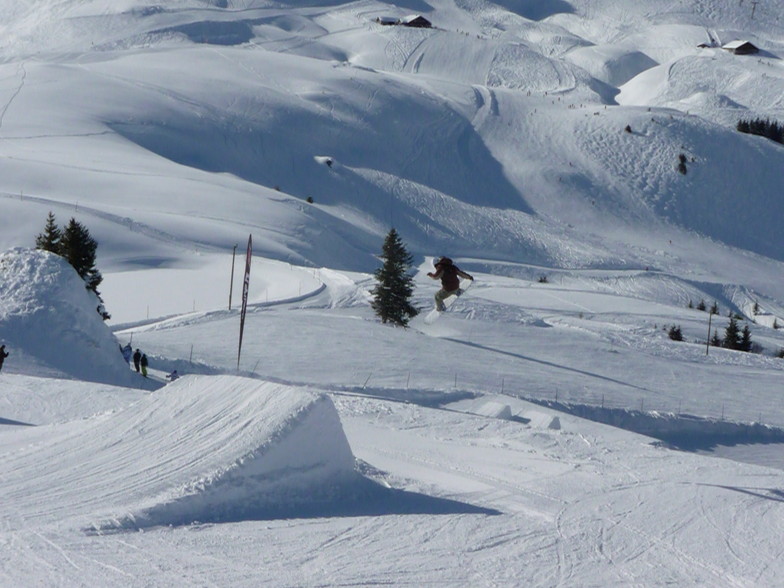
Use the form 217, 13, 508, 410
0, 345, 8, 371
431, 257, 473, 292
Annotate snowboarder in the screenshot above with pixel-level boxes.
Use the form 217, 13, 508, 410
133, 348, 141, 372
140, 353, 149, 378
166, 370, 179, 381
121, 343, 132, 365
0, 344, 8, 373
427, 257, 473, 311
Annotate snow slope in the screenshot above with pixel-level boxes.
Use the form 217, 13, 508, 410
0, 0, 781, 276
1, 0, 784, 585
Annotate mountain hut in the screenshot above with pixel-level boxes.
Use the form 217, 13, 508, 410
722, 40, 759, 55
400, 15, 432, 28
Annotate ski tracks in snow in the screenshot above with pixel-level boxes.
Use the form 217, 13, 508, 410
0, 62, 26, 134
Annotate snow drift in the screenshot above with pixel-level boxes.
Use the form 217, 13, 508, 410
0, 248, 141, 386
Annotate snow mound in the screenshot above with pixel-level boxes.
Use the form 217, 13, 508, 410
474, 401, 513, 420
566, 45, 658, 87
0, 248, 140, 386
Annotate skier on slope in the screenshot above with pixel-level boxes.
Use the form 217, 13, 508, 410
0, 344, 8, 373
427, 257, 473, 311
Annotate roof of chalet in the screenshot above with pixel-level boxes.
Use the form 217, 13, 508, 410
400, 14, 431, 24
722, 40, 758, 50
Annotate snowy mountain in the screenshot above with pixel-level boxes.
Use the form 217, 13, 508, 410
1, 0, 784, 585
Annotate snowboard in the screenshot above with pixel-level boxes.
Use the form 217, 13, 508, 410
424, 280, 472, 324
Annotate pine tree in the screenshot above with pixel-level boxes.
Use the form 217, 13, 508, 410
722, 316, 742, 350
371, 228, 418, 326
710, 329, 722, 347
667, 325, 683, 341
709, 301, 719, 315
696, 299, 706, 311
35, 211, 62, 253
59, 218, 103, 295
739, 324, 753, 352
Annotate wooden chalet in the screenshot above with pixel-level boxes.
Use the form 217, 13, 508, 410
722, 40, 760, 55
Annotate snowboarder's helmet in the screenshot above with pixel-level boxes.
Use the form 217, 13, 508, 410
433, 257, 441, 266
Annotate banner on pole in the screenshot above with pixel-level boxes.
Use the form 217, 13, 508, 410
238, 234, 252, 369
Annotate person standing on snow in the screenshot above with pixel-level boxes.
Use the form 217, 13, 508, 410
427, 257, 473, 311
140, 353, 149, 378
0, 344, 8, 373
133, 348, 141, 373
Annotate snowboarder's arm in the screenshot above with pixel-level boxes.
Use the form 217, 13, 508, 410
457, 269, 474, 281
427, 268, 443, 279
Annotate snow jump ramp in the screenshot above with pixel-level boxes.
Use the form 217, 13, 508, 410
95, 376, 360, 530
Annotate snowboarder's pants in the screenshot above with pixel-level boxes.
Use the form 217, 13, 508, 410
141, 365, 148, 377
435, 287, 460, 310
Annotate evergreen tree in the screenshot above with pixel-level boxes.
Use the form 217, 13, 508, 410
371, 228, 418, 326
739, 324, 753, 352
696, 299, 706, 311
35, 211, 62, 253
59, 218, 103, 295
710, 329, 722, 347
722, 316, 742, 350
709, 301, 719, 315
667, 325, 683, 341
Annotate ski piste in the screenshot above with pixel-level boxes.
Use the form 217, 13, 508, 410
424, 279, 473, 324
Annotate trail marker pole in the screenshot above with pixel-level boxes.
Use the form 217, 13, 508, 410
229, 244, 237, 310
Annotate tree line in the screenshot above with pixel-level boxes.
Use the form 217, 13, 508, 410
737, 117, 783, 145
